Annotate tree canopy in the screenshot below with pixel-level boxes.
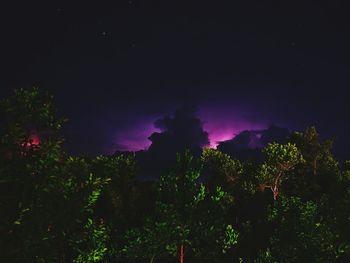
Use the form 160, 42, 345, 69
1, 88, 350, 263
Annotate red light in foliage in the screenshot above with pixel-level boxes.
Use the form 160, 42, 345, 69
17, 133, 41, 157
20, 134, 41, 150
30, 134, 40, 145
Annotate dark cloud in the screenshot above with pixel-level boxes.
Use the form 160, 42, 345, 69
135, 105, 209, 179
217, 125, 290, 160
150, 105, 209, 150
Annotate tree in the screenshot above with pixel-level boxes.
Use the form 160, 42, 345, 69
258, 143, 304, 200
287, 127, 340, 199
201, 148, 243, 192
289, 126, 336, 177
0, 88, 65, 261
123, 152, 239, 263
0, 88, 111, 262
57, 156, 111, 262
123, 219, 174, 263
255, 196, 339, 263
92, 154, 141, 261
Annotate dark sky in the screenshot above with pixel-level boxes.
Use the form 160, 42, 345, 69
1, 1, 349, 158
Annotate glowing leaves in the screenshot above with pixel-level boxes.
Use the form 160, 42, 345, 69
202, 148, 243, 190
194, 184, 206, 204
258, 143, 304, 200
263, 142, 304, 170
73, 218, 109, 263
222, 225, 239, 254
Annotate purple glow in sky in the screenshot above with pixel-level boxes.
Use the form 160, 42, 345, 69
112, 118, 160, 152
197, 105, 268, 148
112, 104, 269, 152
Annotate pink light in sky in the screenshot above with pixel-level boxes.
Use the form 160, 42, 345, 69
112, 118, 160, 152
198, 105, 267, 148
112, 105, 269, 152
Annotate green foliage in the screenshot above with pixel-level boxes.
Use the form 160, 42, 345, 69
257, 143, 304, 199
0, 88, 112, 262
0, 88, 66, 262
289, 127, 335, 175
261, 195, 339, 262
123, 219, 175, 262
263, 142, 304, 170
123, 152, 239, 262
286, 127, 341, 200
0, 87, 65, 156
74, 218, 109, 263
254, 248, 277, 263
202, 148, 243, 190
222, 225, 239, 253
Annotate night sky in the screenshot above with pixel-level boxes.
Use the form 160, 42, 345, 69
1, 1, 349, 158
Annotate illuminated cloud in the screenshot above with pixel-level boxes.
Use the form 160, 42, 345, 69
197, 104, 268, 148
112, 104, 272, 152
112, 117, 160, 152
148, 105, 209, 153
